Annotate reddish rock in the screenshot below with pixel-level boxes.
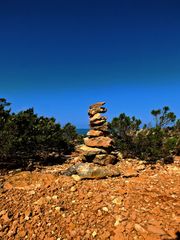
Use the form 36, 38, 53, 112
17, 227, 27, 238
113, 225, 125, 240
92, 122, 109, 131
174, 155, 180, 166
90, 118, 107, 126
87, 129, 104, 137
134, 224, 147, 233
147, 225, 166, 235
126, 221, 134, 231
131, 212, 137, 221
33, 197, 47, 205
0, 210, 6, 217
84, 136, 114, 148
3, 182, 13, 190
78, 145, 107, 155
1, 212, 11, 222
24, 208, 32, 220
101, 230, 111, 239
7, 220, 18, 237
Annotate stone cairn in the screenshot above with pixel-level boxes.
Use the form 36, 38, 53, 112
79, 102, 118, 165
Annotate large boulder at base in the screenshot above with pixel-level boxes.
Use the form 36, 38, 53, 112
84, 136, 114, 148
63, 163, 121, 179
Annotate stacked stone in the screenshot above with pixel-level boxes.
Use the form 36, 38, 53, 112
80, 102, 117, 165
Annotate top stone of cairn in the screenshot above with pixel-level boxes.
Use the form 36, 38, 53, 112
88, 102, 107, 117
89, 102, 105, 109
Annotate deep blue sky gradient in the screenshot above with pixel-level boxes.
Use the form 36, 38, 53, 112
0, 0, 180, 127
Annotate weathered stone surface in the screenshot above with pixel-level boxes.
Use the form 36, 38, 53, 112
92, 122, 109, 131
3, 172, 57, 190
89, 102, 105, 109
88, 107, 107, 117
90, 119, 106, 126
80, 102, 116, 165
147, 225, 166, 235
78, 145, 107, 155
66, 163, 121, 179
71, 174, 81, 181
117, 152, 123, 160
84, 136, 114, 148
122, 169, 139, 178
90, 113, 107, 122
174, 156, 180, 166
112, 196, 123, 206
93, 154, 117, 165
87, 130, 104, 137
134, 224, 147, 233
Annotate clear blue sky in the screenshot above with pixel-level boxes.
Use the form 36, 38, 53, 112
0, 0, 180, 128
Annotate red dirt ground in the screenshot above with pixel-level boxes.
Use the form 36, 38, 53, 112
0, 158, 180, 240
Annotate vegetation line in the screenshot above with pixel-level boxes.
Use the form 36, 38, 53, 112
0, 98, 179, 169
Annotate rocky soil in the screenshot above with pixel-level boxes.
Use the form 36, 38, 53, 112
0, 157, 180, 240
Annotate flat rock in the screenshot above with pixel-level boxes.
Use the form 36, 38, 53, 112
92, 122, 109, 131
88, 107, 107, 116
89, 102, 105, 109
134, 224, 147, 233
90, 119, 107, 126
84, 136, 114, 148
76, 163, 120, 179
93, 154, 117, 165
89, 113, 106, 122
147, 225, 166, 235
3, 172, 56, 190
64, 163, 120, 179
122, 169, 139, 178
71, 174, 81, 181
78, 145, 107, 155
87, 129, 104, 137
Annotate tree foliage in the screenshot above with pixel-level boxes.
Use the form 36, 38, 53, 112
111, 106, 179, 162
0, 98, 179, 167
110, 113, 141, 156
0, 99, 78, 168
151, 106, 176, 127
0, 98, 11, 129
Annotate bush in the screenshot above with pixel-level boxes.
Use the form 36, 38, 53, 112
110, 113, 141, 156
133, 128, 165, 161
110, 107, 179, 162
0, 99, 78, 168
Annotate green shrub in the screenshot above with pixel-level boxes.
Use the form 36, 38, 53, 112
110, 113, 141, 156
111, 107, 179, 162
0, 99, 78, 167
